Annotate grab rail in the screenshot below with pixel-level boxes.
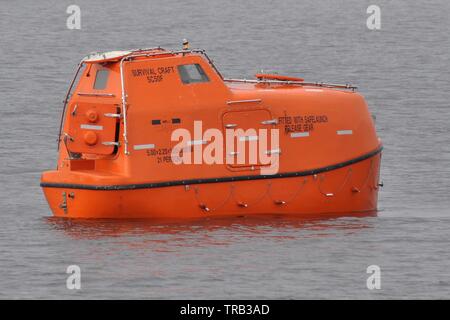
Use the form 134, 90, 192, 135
122, 48, 223, 79
223, 78, 357, 91
57, 60, 84, 151
77, 92, 115, 97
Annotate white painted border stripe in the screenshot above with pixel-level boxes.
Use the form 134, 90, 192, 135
305, 89, 323, 92
133, 143, 155, 150
80, 124, 103, 131
337, 130, 353, 135
290, 132, 310, 138
188, 140, 207, 146
239, 135, 258, 142
265, 148, 281, 155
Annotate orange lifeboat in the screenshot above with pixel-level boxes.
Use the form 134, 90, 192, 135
41, 45, 382, 219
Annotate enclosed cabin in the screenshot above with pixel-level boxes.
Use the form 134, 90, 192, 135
57, 48, 233, 178
56, 47, 380, 183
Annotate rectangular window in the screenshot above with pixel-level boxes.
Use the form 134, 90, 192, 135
177, 64, 209, 84
93, 69, 109, 90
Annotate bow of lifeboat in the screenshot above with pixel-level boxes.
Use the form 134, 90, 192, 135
41, 48, 382, 219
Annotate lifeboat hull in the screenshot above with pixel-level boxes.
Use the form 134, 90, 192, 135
41, 47, 383, 219
41, 151, 381, 219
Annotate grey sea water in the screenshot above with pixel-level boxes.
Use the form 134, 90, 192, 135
0, 0, 449, 299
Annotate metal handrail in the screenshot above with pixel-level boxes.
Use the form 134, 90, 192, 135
223, 78, 357, 90
119, 56, 129, 155
227, 99, 262, 105
57, 60, 84, 151
121, 48, 223, 79
77, 92, 115, 97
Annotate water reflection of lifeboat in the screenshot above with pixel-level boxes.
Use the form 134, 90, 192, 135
40, 44, 382, 219
45, 212, 377, 240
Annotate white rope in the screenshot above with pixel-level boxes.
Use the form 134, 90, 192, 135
317, 167, 353, 197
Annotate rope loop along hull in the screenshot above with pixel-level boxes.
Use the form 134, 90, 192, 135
41, 148, 382, 219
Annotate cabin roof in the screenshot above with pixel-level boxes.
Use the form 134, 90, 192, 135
81, 47, 213, 65
79, 47, 356, 91
82, 47, 168, 64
